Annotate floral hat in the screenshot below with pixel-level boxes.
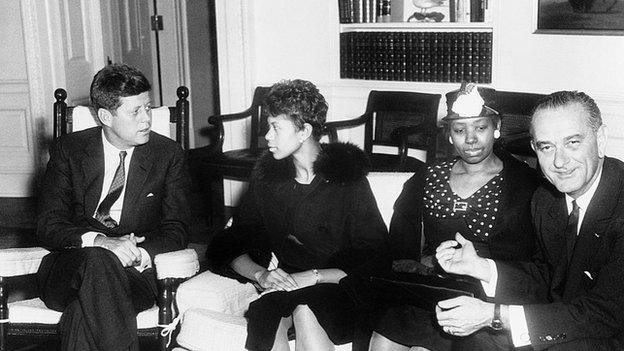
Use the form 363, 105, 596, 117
442, 83, 499, 121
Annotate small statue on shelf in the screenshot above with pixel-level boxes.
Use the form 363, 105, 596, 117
407, 0, 447, 22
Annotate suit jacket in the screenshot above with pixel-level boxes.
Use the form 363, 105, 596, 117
37, 127, 190, 258
496, 156, 624, 349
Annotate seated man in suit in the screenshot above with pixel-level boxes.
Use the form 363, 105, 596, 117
433, 91, 624, 350
36, 63, 190, 351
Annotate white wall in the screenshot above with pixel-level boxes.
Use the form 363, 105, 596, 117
242, 0, 624, 154
217, 0, 624, 203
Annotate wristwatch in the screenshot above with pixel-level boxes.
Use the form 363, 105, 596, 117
491, 303, 503, 331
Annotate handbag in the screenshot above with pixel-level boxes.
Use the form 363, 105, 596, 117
370, 271, 486, 311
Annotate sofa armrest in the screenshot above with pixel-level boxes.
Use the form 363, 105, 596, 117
176, 270, 259, 317
0, 247, 50, 277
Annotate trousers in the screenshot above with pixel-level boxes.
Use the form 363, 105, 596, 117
36, 247, 157, 351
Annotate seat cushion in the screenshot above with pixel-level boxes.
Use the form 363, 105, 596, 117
177, 308, 248, 351
177, 308, 353, 351
8, 298, 159, 329
176, 270, 259, 317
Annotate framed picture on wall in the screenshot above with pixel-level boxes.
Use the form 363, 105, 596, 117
535, 0, 624, 35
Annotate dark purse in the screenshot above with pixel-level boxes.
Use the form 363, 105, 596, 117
370, 270, 486, 311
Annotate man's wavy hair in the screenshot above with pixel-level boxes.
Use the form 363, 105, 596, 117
262, 79, 328, 140
90, 64, 151, 112
531, 91, 602, 136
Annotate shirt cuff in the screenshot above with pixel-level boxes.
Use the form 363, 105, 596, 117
509, 305, 531, 347
81, 232, 105, 247
480, 258, 498, 297
134, 247, 152, 273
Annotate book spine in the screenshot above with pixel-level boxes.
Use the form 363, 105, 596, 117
430, 32, 440, 82
471, 32, 480, 82
415, 32, 424, 82
464, 32, 473, 82
449, 0, 457, 22
374, 32, 383, 80
481, 32, 492, 83
457, 0, 470, 22
397, 32, 407, 81
387, 33, 395, 80
340, 33, 346, 78
442, 32, 451, 82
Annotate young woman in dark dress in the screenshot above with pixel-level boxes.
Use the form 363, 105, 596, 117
369, 85, 543, 351
208, 79, 389, 351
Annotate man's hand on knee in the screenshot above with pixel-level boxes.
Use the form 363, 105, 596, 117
94, 234, 145, 267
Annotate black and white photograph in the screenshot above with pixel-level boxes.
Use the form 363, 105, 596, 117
1, 1, 624, 351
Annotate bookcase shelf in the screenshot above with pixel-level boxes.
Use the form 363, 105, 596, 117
340, 22, 493, 32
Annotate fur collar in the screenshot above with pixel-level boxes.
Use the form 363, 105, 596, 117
253, 142, 370, 184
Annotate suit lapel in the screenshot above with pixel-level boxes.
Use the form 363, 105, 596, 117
567, 161, 615, 286
120, 142, 153, 226
82, 131, 105, 218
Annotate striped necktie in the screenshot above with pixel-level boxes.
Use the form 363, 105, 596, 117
565, 199, 580, 263
95, 151, 127, 228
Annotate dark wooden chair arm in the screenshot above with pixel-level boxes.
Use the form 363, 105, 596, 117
323, 114, 369, 142
393, 125, 443, 165
207, 108, 256, 125
157, 277, 188, 351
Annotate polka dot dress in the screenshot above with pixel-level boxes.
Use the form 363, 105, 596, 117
423, 160, 503, 241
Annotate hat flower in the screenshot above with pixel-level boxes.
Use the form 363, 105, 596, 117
451, 83, 485, 117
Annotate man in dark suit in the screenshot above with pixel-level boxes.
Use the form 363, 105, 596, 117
433, 91, 624, 350
36, 64, 190, 351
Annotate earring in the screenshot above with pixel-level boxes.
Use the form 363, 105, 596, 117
494, 130, 501, 139
448, 136, 454, 145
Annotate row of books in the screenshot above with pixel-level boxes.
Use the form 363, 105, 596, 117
338, 0, 491, 24
340, 31, 492, 83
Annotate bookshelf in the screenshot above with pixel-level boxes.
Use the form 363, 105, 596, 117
337, 1, 495, 84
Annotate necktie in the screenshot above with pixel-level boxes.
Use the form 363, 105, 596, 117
95, 151, 127, 228
565, 199, 580, 262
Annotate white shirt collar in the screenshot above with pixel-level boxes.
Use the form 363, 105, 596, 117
101, 130, 135, 159
565, 163, 603, 214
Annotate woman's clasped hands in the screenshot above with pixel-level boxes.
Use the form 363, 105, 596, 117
256, 268, 319, 296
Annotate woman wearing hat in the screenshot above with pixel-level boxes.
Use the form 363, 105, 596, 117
369, 84, 543, 351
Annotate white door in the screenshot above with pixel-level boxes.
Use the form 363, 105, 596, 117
106, 0, 187, 108
0, 0, 105, 196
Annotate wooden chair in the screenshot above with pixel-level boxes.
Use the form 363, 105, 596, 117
200, 86, 271, 180
53, 86, 190, 150
0, 86, 196, 351
190, 86, 271, 223
324, 90, 442, 170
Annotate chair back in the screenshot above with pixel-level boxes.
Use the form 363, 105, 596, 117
53, 87, 190, 149
364, 90, 441, 164
247, 87, 272, 153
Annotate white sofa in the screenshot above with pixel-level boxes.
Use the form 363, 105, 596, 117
173, 172, 414, 351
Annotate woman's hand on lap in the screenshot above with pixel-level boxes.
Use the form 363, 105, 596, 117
256, 268, 298, 291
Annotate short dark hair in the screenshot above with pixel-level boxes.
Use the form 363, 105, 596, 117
262, 79, 328, 140
531, 91, 602, 135
90, 64, 151, 112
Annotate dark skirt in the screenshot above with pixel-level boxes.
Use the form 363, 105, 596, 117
244, 283, 358, 351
